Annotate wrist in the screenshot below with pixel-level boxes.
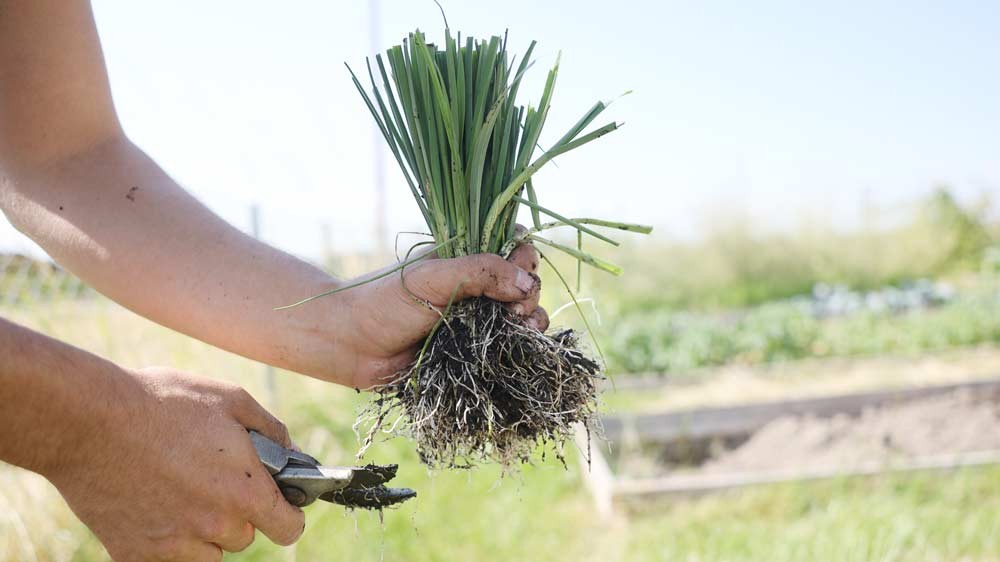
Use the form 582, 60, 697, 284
0, 319, 140, 480
270, 277, 355, 386
38, 361, 141, 482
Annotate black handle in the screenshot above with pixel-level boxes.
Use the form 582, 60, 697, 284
279, 485, 308, 507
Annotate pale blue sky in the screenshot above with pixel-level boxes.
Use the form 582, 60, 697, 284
3, 1, 998, 258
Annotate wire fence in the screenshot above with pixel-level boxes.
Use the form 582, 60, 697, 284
0, 253, 94, 307
0, 205, 390, 413
0, 203, 393, 310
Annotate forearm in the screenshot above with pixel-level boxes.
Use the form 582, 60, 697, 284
0, 316, 128, 476
1, 137, 348, 384
0, 317, 308, 556
0, 0, 350, 385
0, 0, 541, 395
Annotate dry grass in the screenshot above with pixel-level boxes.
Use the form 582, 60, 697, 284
5, 298, 1000, 562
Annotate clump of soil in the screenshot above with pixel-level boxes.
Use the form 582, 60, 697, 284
356, 297, 602, 469
704, 389, 1000, 474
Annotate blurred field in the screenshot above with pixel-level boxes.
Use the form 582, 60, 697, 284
4, 298, 1000, 562
3, 189, 1000, 561
543, 189, 1000, 375
576, 189, 997, 313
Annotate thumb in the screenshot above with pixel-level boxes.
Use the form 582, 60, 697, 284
227, 389, 292, 449
406, 253, 539, 306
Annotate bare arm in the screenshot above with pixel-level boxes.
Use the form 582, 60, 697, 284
0, 0, 547, 388
2, 131, 350, 383
0, 316, 128, 476
0, 317, 305, 561
0, 0, 354, 383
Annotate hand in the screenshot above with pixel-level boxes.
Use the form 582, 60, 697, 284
333, 241, 549, 389
45, 367, 304, 562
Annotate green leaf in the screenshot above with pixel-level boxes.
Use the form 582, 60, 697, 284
274, 233, 461, 310
528, 235, 623, 276
465, 94, 508, 250
481, 121, 621, 250
538, 251, 606, 362
344, 29, 638, 271
531, 218, 654, 235
511, 195, 619, 246
524, 180, 542, 230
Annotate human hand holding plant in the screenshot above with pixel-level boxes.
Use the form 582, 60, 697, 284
319, 241, 547, 390
328, 28, 651, 468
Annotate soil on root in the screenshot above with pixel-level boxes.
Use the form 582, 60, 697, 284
357, 297, 603, 469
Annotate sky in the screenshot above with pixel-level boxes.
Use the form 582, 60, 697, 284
3, 0, 999, 259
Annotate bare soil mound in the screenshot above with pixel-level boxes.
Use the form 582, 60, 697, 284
703, 389, 1000, 474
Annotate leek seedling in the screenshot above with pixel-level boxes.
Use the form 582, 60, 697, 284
301, 28, 650, 469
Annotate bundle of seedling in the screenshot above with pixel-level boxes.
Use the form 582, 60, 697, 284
290, 27, 649, 469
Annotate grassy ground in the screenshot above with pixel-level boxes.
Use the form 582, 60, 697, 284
4, 299, 1000, 562
593, 292, 1000, 375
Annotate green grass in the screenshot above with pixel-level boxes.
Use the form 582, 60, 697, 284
624, 468, 1000, 562
562, 188, 997, 313
515, 188, 1000, 376
595, 291, 1000, 375
3, 299, 1000, 562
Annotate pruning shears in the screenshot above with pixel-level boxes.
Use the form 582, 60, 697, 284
250, 431, 416, 509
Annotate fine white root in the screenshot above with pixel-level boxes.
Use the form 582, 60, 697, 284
356, 297, 602, 469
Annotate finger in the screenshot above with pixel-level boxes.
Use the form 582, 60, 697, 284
228, 389, 291, 449
505, 239, 541, 316
211, 521, 255, 554
507, 241, 539, 274
248, 473, 306, 547
506, 270, 541, 316
186, 543, 223, 562
525, 306, 550, 332
153, 538, 222, 562
356, 349, 417, 390
506, 288, 540, 317
407, 254, 539, 306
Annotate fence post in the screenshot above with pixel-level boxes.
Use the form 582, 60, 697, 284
250, 205, 280, 410
370, 0, 389, 262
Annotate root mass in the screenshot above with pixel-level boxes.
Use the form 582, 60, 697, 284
358, 297, 602, 469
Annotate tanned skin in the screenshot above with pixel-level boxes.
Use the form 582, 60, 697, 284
0, 1, 547, 560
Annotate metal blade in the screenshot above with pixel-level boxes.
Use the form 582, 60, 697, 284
250, 431, 291, 475
272, 464, 355, 507
349, 464, 399, 487
320, 486, 417, 509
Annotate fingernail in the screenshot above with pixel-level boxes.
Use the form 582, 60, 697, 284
516, 270, 535, 294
